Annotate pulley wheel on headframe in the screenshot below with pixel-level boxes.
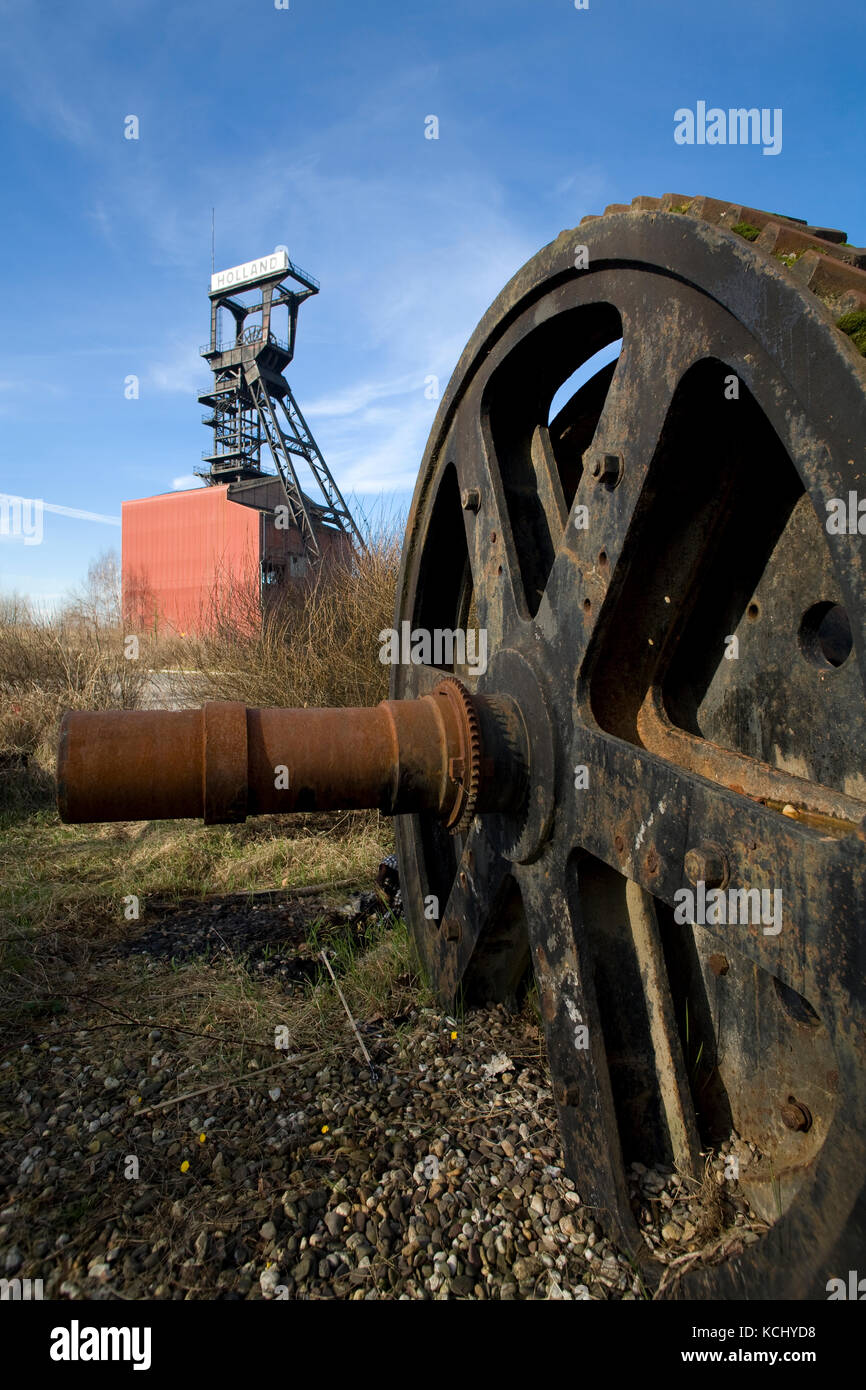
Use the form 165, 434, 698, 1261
391, 195, 866, 1299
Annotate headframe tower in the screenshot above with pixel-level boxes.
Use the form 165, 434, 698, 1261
197, 249, 363, 562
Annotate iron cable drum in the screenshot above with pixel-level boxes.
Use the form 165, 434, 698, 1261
391, 196, 866, 1300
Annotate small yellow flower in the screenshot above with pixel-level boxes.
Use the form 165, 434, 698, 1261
180, 1160, 190, 1173
199, 1132, 206, 1144
451, 1031, 457, 1041
321, 1124, 329, 1134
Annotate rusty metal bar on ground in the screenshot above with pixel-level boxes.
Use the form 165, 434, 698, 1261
56, 679, 527, 831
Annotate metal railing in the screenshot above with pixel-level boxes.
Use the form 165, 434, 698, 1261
285, 258, 319, 290
200, 330, 290, 355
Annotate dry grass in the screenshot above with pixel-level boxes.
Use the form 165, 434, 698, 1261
0, 873, 410, 1067
147, 918, 421, 1081
0, 612, 186, 812
178, 525, 401, 711
0, 810, 391, 945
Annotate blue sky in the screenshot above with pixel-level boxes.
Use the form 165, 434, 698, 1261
0, 0, 863, 607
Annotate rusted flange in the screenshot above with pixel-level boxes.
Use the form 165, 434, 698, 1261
430, 677, 482, 832
202, 701, 248, 825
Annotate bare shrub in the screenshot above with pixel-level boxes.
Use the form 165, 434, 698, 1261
181, 522, 402, 710
63, 548, 122, 629
0, 610, 149, 807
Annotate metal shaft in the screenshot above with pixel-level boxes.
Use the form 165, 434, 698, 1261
57, 679, 526, 829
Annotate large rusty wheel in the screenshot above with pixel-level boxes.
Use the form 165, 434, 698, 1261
392, 196, 866, 1298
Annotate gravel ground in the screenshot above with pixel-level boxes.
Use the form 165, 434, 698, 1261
1, 891, 764, 1301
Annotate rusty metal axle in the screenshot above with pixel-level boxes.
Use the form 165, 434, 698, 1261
57, 678, 528, 831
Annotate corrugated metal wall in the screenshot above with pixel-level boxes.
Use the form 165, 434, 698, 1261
123, 486, 260, 634
122, 484, 356, 634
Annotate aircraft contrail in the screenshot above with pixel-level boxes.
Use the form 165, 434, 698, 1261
40, 502, 121, 525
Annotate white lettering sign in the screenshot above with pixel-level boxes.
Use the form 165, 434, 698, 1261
210, 250, 290, 295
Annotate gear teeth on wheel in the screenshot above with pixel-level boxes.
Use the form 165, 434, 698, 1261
577, 194, 866, 350
438, 676, 482, 835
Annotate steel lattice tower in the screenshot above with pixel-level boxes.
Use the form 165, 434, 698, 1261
197, 250, 363, 563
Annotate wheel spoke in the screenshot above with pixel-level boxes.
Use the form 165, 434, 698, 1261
529, 423, 568, 539
540, 305, 719, 648
431, 829, 515, 1004
455, 393, 526, 639
565, 725, 862, 1006
623, 880, 703, 1176
515, 857, 640, 1249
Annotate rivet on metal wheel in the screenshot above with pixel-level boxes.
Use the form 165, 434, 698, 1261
461, 487, 481, 512
590, 452, 623, 488
684, 843, 729, 889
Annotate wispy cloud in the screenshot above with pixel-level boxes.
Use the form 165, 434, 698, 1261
0, 15, 597, 576
149, 342, 209, 396
303, 372, 420, 420
322, 397, 437, 495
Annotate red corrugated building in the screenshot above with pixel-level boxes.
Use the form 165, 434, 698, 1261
122, 479, 350, 634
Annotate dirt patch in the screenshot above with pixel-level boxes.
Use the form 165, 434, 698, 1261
114, 889, 387, 987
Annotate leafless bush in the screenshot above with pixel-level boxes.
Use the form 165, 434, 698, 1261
181, 522, 402, 710
0, 591, 34, 625
0, 612, 149, 809
62, 548, 122, 630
